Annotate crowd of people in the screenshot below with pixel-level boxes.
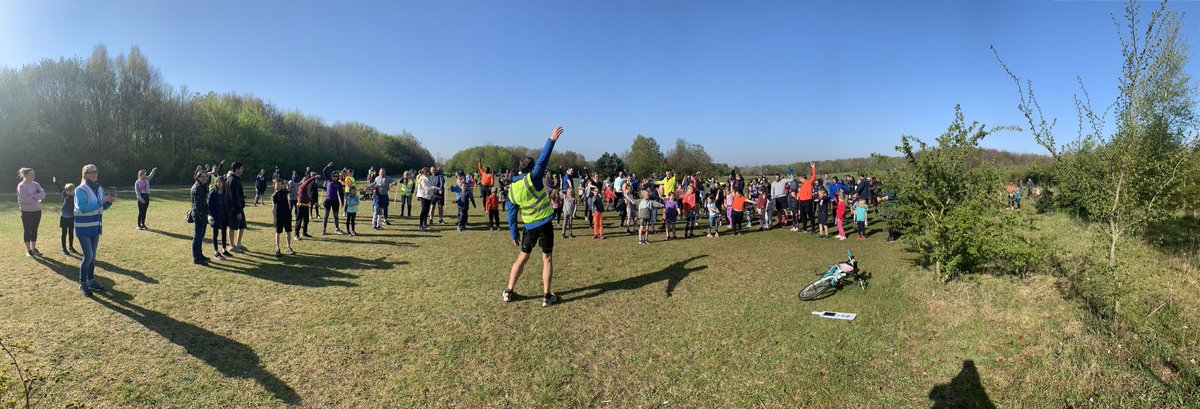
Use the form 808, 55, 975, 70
15, 126, 899, 303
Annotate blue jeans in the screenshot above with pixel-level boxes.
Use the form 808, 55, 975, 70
78, 234, 99, 286
193, 217, 207, 261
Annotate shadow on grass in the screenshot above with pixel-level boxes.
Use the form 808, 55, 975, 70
928, 360, 995, 409
206, 254, 404, 287
316, 236, 417, 247
1146, 215, 1200, 259
96, 260, 159, 284
33, 256, 117, 289
560, 255, 707, 304
146, 228, 193, 241
92, 289, 301, 405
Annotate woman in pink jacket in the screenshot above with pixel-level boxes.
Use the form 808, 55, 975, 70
17, 167, 47, 257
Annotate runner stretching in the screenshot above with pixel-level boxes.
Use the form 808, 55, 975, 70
504, 125, 564, 307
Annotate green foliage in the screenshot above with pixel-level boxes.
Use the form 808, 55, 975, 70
0, 45, 433, 189
891, 105, 1037, 281
443, 145, 521, 175
665, 138, 715, 176
593, 152, 625, 177
624, 135, 665, 176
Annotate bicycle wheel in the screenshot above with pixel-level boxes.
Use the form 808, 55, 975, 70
799, 278, 835, 301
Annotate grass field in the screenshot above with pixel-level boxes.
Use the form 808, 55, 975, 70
0, 188, 1188, 408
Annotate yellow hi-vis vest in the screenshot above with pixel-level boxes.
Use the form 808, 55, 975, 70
508, 175, 553, 225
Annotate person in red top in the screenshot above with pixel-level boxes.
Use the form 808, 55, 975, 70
731, 190, 749, 236
681, 186, 698, 237
835, 190, 848, 240
793, 162, 817, 234
485, 189, 501, 231
478, 158, 495, 201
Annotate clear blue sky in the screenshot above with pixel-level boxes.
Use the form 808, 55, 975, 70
2, 0, 1198, 166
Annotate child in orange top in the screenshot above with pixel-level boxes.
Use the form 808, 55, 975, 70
681, 186, 698, 238
731, 191, 749, 236
485, 190, 501, 231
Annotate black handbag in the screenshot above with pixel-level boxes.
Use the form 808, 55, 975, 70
186, 210, 195, 224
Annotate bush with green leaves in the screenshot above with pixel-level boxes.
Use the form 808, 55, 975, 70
891, 105, 1043, 281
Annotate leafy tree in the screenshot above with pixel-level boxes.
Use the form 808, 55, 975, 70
625, 134, 665, 176
593, 152, 626, 177
0, 44, 433, 189
665, 138, 715, 176
891, 105, 1034, 280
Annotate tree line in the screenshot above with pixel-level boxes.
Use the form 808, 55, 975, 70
0, 44, 433, 190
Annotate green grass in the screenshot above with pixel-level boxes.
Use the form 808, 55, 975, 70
0, 188, 1186, 407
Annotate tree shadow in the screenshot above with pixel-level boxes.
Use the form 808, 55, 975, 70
560, 255, 708, 304
928, 360, 996, 409
92, 289, 301, 405
146, 228, 193, 241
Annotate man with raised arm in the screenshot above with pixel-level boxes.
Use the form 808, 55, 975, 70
504, 125, 565, 307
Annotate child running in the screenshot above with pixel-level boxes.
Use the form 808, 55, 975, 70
272, 179, 295, 256
345, 186, 360, 236
854, 198, 869, 240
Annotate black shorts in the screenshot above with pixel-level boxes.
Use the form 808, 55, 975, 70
60, 217, 75, 229
435, 195, 445, 206
231, 209, 247, 229
818, 211, 829, 225
519, 222, 554, 254
275, 221, 292, 233
773, 197, 787, 212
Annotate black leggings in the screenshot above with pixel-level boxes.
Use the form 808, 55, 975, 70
295, 206, 310, 235
323, 200, 341, 232
137, 194, 150, 226
732, 211, 744, 235
61, 224, 74, 250
212, 224, 227, 251
345, 212, 357, 232
419, 198, 431, 228
21, 211, 41, 243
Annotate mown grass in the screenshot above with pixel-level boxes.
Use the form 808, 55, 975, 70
0, 188, 1189, 407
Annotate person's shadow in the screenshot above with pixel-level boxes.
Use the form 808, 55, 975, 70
92, 289, 301, 405
928, 360, 996, 409
560, 255, 707, 304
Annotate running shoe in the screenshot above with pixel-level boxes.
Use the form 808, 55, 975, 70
503, 289, 517, 303
542, 293, 560, 307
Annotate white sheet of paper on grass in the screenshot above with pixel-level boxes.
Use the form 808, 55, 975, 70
811, 311, 856, 321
